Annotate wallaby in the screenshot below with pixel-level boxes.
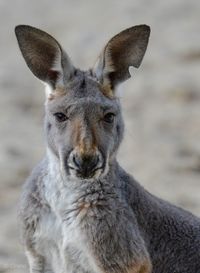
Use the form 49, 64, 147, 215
15, 24, 200, 273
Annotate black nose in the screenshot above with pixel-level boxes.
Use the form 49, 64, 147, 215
73, 154, 99, 178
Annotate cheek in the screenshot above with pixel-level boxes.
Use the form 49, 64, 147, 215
46, 129, 59, 158
55, 128, 75, 159
103, 121, 124, 154
45, 122, 65, 157
96, 126, 115, 155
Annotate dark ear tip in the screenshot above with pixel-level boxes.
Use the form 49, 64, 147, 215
124, 24, 150, 40
15, 25, 37, 37
15, 25, 21, 36
137, 24, 151, 35
15, 25, 27, 37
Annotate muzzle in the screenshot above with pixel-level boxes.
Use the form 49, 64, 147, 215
67, 149, 104, 179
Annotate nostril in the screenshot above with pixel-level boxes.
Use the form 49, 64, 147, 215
73, 154, 81, 169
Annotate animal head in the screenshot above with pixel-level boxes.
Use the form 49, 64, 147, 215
15, 25, 150, 181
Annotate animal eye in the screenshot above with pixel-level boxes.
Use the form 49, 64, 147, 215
54, 112, 68, 122
103, 113, 115, 123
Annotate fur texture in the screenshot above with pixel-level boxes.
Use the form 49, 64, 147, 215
15, 25, 200, 273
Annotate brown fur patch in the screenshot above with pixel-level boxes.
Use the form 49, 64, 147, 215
97, 260, 152, 273
77, 202, 93, 218
90, 125, 98, 150
77, 200, 104, 218
127, 260, 152, 273
78, 144, 97, 156
72, 118, 97, 155
79, 140, 89, 155
78, 202, 91, 213
99, 83, 114, 98
72, 119, 82, 147
48, 87, 66, 100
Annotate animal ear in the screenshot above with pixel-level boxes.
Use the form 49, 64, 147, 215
15, 25, 74, 91
93, 25, 150, 89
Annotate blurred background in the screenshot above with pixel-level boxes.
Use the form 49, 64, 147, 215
0, 0, 200, 272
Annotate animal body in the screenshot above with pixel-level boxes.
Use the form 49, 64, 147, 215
15, 24, 200, 273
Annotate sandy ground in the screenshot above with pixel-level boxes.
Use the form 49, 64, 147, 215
0, 0, 200, 272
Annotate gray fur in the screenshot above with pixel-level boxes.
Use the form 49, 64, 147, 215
15, 25, 200, 273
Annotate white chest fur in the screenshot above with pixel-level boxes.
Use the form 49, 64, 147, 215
34, 168, 100, 273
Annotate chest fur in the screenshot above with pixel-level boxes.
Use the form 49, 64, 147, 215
34, 183, 99, 273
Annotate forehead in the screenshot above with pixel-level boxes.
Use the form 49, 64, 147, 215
47, 70, 119, 112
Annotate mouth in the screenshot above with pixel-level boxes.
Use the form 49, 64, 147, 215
67, 165, 104, 179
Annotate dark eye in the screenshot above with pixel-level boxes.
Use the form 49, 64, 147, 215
54, 112, 68, 122
103, 113, 115, 123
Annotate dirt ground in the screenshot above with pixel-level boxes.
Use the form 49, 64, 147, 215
0, 0, 200, 272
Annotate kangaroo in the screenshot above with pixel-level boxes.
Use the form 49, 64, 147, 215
15, 24, 200, 273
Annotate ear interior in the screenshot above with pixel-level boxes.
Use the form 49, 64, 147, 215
15, 25, 74, 89
93, 25, 150, 89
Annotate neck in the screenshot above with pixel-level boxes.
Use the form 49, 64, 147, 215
45, 149, 121, 213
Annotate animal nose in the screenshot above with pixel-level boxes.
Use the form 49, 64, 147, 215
72, 154, 99, 177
